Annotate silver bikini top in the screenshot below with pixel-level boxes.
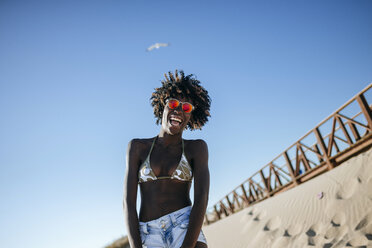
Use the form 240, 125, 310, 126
138, 136, 193, 183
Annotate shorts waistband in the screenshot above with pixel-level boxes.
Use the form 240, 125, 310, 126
139, 205, 191, 234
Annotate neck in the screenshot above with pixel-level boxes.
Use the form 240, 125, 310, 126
158, 129, 183, 146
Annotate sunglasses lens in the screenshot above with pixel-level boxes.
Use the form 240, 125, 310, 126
182, 103, 193, 113
168, 99, 179, 109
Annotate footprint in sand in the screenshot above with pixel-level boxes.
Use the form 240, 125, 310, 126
253, 209, 267, 221
322, 242, 333, 248
335, 178, 359, 200
355, 211, 372, 231
240, 207, 256, 223
331, 212, 346, 227
305, 223, 323, 237
247, 207, 255, 216
324, 212, 348, 245
346, 233, 368, 247
297, 232, 325, 247
324, 225, 348, 241
272, 224, 302, 248
303, 223, 328, 247
263, 216, 281, 231
284, 223, 302, 237
307, 235, 326, 246
241, 209, 267, 233
362, 223, 372, 241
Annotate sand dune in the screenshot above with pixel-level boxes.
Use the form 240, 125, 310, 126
203, 147, 372, 248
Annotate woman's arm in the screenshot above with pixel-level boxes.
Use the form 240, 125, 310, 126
181, 139, 210, 248
123, 139, 143, 248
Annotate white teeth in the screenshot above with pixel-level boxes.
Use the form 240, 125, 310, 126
170, 117, 182, 123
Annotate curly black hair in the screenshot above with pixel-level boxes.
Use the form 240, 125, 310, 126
150, 70, 211, 130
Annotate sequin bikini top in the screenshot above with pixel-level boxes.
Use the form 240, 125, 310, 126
138, 136, 193, 183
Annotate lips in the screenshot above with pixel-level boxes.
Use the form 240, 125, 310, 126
169, 115, 183, 127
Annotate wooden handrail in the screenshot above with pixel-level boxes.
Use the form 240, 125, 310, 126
205, 83, 372, 225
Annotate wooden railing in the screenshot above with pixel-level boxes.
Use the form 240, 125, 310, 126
204, 83, 372, 225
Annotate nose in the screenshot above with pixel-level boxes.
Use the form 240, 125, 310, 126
173, 104, 183, 112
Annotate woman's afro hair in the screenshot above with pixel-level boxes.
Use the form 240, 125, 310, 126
150, 70, 211, 130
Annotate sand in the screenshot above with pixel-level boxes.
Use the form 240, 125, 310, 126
203, 147, 372, 248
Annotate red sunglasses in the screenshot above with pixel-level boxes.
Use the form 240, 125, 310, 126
166, 98, 194, 113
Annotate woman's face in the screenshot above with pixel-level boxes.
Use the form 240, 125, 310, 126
161, 96, 193, 135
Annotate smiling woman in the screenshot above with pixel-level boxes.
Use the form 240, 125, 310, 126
123, 70, 212, 248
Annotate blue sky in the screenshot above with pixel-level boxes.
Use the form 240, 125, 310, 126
0, 0, 371, 247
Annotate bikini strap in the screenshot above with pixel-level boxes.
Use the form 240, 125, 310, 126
147, 136, 157, 157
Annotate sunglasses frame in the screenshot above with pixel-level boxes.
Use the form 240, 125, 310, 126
166, 98, 194, 113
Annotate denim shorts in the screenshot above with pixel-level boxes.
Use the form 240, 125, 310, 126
139, 206, 207, 248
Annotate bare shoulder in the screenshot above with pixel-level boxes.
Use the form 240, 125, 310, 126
184, 139, 208, 157
185, 138, 208, 148
127, 137, 156, 160
128, 137, 152, 148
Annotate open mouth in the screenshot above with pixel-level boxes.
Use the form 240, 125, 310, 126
169, 116, 183, 127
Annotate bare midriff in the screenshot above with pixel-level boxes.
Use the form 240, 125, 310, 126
139, 179, 192, 222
